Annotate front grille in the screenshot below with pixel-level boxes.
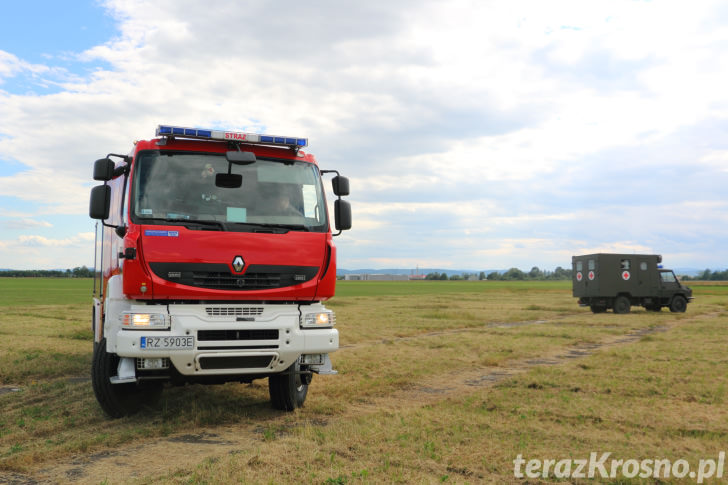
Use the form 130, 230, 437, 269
205, 307, 264, 317
149, 263, 319, 291
193, 271, 281, 290
199, 355, 273, 370
198, 329, 279, 341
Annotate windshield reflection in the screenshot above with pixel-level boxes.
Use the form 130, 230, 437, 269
131, 152, 327, 232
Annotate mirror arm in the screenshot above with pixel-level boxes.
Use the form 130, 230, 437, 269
107, 153, 132, 164
116, 161, 130, 238
101, 220, 126, 239
103, 154, 131, 237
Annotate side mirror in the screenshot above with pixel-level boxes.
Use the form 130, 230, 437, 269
226, 151, 256, 165
332, 176, 350, 196
89, 185, 111, 220
215, 173, 243, 188
334, 199, 352, 231
93, 158, 115, 181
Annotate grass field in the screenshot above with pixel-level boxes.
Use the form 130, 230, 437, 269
0, 278, 727, 483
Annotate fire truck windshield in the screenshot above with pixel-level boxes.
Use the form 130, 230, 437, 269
131, 151, 328, 232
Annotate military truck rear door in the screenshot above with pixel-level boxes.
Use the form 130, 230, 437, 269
638, 258, 657, 296
572, 258, 585, 297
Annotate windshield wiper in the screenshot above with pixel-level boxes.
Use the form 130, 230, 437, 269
137, 216, 187, 223
138, 217, 226, 231
227, 222, 310, 232
184, 220, 226, 231
138, 217, 309, 232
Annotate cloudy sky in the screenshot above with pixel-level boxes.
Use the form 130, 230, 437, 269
1, 0, 727, 271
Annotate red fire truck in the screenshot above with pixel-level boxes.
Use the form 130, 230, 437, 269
89, 125, 351, 417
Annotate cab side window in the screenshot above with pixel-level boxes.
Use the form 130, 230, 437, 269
660, 272, 676, 283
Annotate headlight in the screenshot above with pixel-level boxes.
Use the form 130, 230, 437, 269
121, 312, 170, 329
301, 311, 335, 328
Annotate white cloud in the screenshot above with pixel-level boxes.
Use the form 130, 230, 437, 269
0, 0, 727, 270
0, 50, 49, 84
1, 218, 52, 230
0, 232, 94, 269
15, 233, 94, 247
698, 150, 728, 171
0, 170, 91, 214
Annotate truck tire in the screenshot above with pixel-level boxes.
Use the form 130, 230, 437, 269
670, 295, 687, 313
613, 296, 631, 314
269, 361, 309, 411
590, 305, 606, 314
92, 339, 162, 418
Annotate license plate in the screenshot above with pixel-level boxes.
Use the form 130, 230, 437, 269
140, 336, 194, 350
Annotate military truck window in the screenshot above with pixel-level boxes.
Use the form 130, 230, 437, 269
640, 262, 647, 271
576, 261, 583, 272
660, 272, 676, 283
588, 260, 595, 271
621, 259, 631, 270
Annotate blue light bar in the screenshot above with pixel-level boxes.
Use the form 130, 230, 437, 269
155, 125, 307, 148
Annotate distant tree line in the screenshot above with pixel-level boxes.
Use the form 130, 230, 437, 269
0, 266, 95, 278
680, 269, 728, 281
424, 266, 728, 281
426, 266, 573, 281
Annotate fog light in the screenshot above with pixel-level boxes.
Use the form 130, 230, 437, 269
137, 358, 169, 370
301, 311, 335, 328
121, 312, 169, 329
300, 354, 325, 365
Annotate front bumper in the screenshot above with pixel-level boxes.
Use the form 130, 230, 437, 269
108, 303, 338, 376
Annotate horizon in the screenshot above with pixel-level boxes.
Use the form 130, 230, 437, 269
2, 264, 724, 277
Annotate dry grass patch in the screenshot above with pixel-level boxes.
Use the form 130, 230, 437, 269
0, 279, 726, 484
153, 306, 727, 484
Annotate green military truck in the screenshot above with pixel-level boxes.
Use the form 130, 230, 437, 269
572, 253, 693, 314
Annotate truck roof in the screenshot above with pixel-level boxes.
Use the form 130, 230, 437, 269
157, 125, 307, 149
133, 136, 319, 166
572, 253, 663, 263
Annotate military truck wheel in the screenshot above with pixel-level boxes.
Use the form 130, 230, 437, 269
670, 295, 687, 313
613, 296, 631, 314
269, 361, 309, 411
92, 339, 162, 418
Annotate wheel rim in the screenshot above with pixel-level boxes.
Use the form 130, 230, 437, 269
615, 297, 629, 314
673, 297, 686, 312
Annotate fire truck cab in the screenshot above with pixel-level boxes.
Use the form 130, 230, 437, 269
89, 125, 351, 417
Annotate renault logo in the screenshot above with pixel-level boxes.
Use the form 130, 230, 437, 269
232, 255, 245, 273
